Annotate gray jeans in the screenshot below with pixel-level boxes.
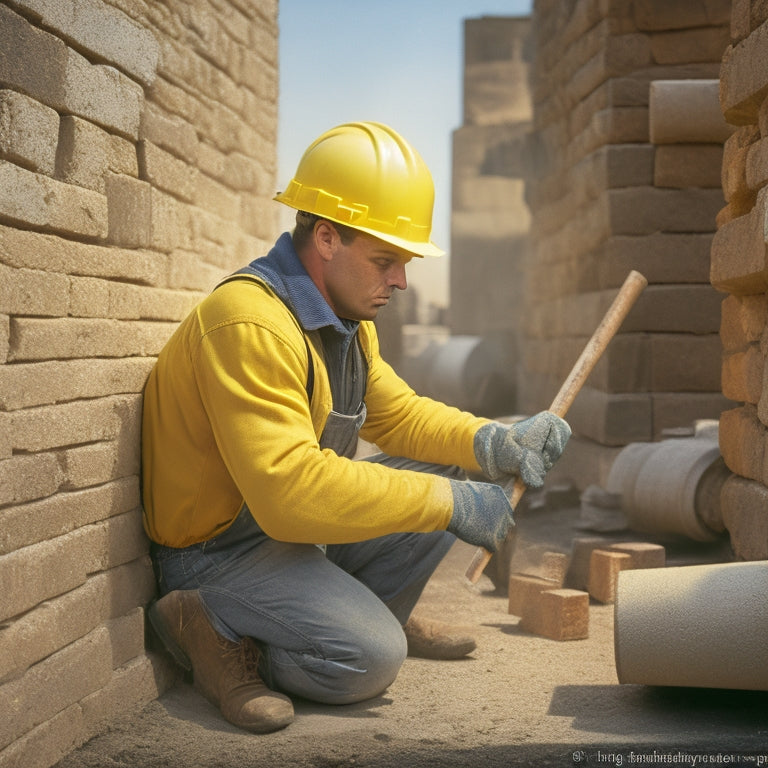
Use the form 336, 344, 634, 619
151, 455, 462, 705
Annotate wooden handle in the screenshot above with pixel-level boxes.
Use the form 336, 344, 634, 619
464, 270, 648, 584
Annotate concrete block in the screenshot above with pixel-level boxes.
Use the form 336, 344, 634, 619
105, 172, 151, 248
62, 47, 143, 140
607, 542, 666, 569
621, 285, 723, 335
69, 275, 111, 318
720, 23, 768, 124
520, 588, 589, 641
588, 549, 632, 603
60, 439, 139, 489
0, 452, 63, 507
0, 262, 69, 317
11, 0, 160, 87
138, 140, 196, 203
139, 102, 199, 164
193, 171, 241, 222
633, 0, 731, 30
722, 345, 764, 403
105, 607, 145, 668
0, 626, 112, 750
721, 474, 768, 560
167, 249, 228, 292
720, 293, 768, 351
0, 89, 58, 174
652, 394, 733, 439
649, 27, 730, 66
508, 573, 557, 617
149, 187, 194, 251
564, 387, 653, 446
649, 333, 723, 392
0, 159, 107, 239
654, 144, 724, 189
719, 405, 766, 481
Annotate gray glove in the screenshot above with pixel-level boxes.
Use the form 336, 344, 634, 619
448, 479, 515, 552
474, 412, 571, 488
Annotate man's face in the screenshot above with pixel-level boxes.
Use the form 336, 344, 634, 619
322, 229, 413, 321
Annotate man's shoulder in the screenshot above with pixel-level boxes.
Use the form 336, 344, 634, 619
197, 276, 294, 332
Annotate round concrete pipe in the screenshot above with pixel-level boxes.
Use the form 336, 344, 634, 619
606, 436, 724, 542
615, 562, 768, 690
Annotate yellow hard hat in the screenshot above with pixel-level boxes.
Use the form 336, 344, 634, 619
275, 121, 443, 258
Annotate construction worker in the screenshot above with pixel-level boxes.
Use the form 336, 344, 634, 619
142, 122, 570, 734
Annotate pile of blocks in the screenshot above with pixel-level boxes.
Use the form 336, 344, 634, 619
507, 541, 666, 641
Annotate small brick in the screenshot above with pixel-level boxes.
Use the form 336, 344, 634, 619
650, 80, 732, 145
0, 89, 59, 174
722, 345, 764, 404
508, 573, 557, 617
0, 262, 69, 317
105, 608, 145, 668
654, 144, 724, 189
0, 452, 63, 507
520, 588, 589, 641
649, 27, 730, 67
588, 550, 632, 603
719, 405, 767, 481
720, 293, 768, 351
721, 21, 768, 124
721, 475, 768, 560
138, 140, 197, 203
105, 172, 151, 248
139, 102, 199, 164
607, 542, 666, 569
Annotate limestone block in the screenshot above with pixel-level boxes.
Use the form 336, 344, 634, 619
508, 573, 557, 617
0, 89, 58, 174
722, 345, 764, 403
138, 140, 196, 203
731, 0, 752, 43
0, 627, 112, 750
0, 160, 108, 239
0, 262, 69, 316
105, 608, 145, 668
719, 405, 766, 480
652, 393, 733, 439
650, 80, 732, 144
167, 249, 228, 292
0, 452, 63, 507
607, 542, 665, 569
520, 588, 589, 641
633, 0, 731, 30
11, 0, 160, 87
8, 317, 176, 361
139, 102, 199, 164
193, 171, 241, 222
720, 293, 768, 351
722, 124, 760, 204
720, 24, 768, 125
60, 439, 139, 490
565, 387, 653, 446
654, 144, 724, 189
649, 27, 730, 66
105, 172, 151, 248
746, 135, 768, 191
619, 285, 724, 335
62, 47, 143, 140
649, 333, 722, 392
721, 474, 768, 559
588, 549, 632, 603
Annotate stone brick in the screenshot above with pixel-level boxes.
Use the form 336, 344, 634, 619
720, 293, 768, 351
588, 549, 632, 603
721, 126, 757, 205
720, 23, 768, 125
508, 573, 557, 617
62, 47, 144, 140
0, 262, 69, 317
0, 627, 112, 750
652, 393, 733, 439
139, 101, 199, 165
11, 0, 160, 87
621, 285, 724, 334
721, 474, 768, 559
105, 608, 145, 668
607, 542, 666, 569
633, 0, 731, 30
0, 89, 58, 174
520, 588, 589, 641
651, 80, 732, 145
0, 477, 139, 555
0, 313, 8, 364
722, 345, 764, 403
731, 0, 752, 43
609, 187, 724, 234
193, 170, 241, 222
654, 144, 724, 189
0, 160, 108, 239
719, 405, 767, 480
649, 27, 730, 66
0, 452, 63, 507
565, 537, 609, 590
138, 140, 197, 203
0, 705, 86, 768
711, 187, 768, 295
149, 187, 195, 252
565, 387, 653, 445
56, 115, 138, 194
105, 172, 151, 248
89, 508, 148, 572
649, 333, 722, 392
168, 249, 228, 292
746, 135, 768, 191
61, 438, 139, 490
68, 275, 111, 317
0, 357, 153, 410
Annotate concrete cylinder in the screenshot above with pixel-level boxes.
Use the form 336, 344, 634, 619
615, 562, 768, 691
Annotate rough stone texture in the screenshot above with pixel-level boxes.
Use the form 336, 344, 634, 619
0, 2, 279, 765
721, 474, 768, 559
588, 549, 632, 603
520, 588, 590, 641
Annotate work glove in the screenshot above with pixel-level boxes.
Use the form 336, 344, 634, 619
447, 479, 515, 552
474, 412, 571, 488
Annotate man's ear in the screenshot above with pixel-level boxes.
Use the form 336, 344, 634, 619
314, 220, 338, 262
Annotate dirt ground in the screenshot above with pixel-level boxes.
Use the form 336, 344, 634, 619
55, 501, 768, 768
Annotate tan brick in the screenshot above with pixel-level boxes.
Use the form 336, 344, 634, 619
719, 405, 767, 480
633, 0, 731, 30
11, 0, 160, 87
8, 317, 176, 361
508, 573, 557, 617
105, 608, 145, 668
0, 452, 63, 507
0, 705, 86, 768
654, 144, 724, 189
588, 549, 632, 603
649, 333, 722, 392
108, 282, 202, 321
139, 101, 199, 164
721, 24, 768, 125
0, 313, 8, 364
0, 627, 112, 750
0, 89, 58, 174
0, 263, 69, 316
722, 345, 764, 403
138, 139, 197, 203
101, 556, 157, 618
564, 386, 653, 445
0, 477, 139, 555
607, 542, 666, 569
193, 170, 241, 222
60, 438, 139, 489
721, 475, 768, 560
721, 127, 756, 205
520, 588, 589, 641
0, 357, 153, 410
91, 508, 149, 572
649, 27, 730, 66
168, 249, 228, 292
652, 393, 733, 439
621, 285, 724, 335
149, 187, 195, 252
68, 275, 111, 317
0, 160, 107, 238
650, 80, 732, 145
720, 293, 768, 351
105, 172, 151, 248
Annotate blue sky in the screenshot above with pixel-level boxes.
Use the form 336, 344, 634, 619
277, 0, 533, 308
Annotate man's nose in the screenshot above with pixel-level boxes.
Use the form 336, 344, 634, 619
389, 262, 407, 290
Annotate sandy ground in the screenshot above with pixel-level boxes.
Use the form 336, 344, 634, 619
55, 503, 768, 768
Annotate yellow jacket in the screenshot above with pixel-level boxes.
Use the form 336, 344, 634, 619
142, 273, 490, 549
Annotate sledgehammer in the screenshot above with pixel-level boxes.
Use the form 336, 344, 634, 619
464, 270, 648, 585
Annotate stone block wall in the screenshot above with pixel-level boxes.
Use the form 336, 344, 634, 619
523, 0, 733, 489
712, 0, 768, 560
0, 1, 279, 765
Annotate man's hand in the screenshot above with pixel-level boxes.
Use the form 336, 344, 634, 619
474, 412, 571, 488
447, 480, 514, 552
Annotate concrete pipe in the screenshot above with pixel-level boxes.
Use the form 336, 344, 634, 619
615, 561, 768, 690
606, 436, 726, 542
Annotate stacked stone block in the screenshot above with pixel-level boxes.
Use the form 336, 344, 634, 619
0, 1, 279, 765
712, 0, 768, 560
523, 0, 733, 490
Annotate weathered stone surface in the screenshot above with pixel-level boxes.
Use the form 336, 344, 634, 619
520, 588, 589, 641
720, 24, 768, 125
719, 405, 767, 480
722, 345, 764, 403
0, 89, 58, 174
721, 474, 768, 559
588, 549, 632, 603
720, 293, 768, 351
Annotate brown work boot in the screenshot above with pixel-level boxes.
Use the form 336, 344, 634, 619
148, 590, 294, 733
403, 615, 477, 660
